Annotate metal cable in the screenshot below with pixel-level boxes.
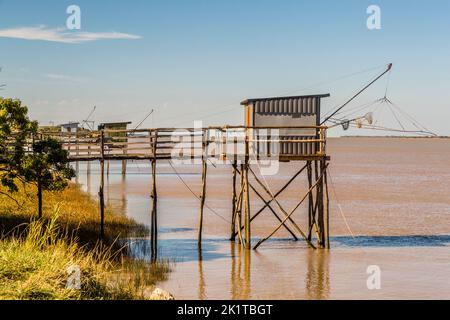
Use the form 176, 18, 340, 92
167, 159, 231, 224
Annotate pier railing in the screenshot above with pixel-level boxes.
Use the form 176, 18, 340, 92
32, 125, 327, 162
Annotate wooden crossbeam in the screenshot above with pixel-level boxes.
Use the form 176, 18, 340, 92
253, 163, 328, 250
248, 167, 315, 248
232, 164, 307, 240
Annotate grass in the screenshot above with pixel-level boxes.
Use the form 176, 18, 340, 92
0, 183, 171, 300
0, 183, 147, 248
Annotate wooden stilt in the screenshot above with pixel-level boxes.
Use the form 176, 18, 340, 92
86, 146, 91, 176
121, 160, 127, 176
243, 163, 251, 249
198, 156, 207, 246
122, 133, 128, 176
198, 129, 208, 247
75, 161, 79, 184
99, 131, 105, 240
230, 161, 237, 241
307, 161, 313, 241
150, 131, 158, 260
313, 160, 324, 248
236, 164, 245, 245
324, 163, 330, 249
319, 161, 326, 248
243, 134, 251, 249
150, 159, 157, 260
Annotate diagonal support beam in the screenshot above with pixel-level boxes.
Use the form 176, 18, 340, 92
248, 180, 298, 240
232, 164, 307, 240
248, 167, 308, 244
254, 164, 328, 250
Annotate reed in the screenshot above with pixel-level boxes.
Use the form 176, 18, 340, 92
0, 210, 170, 300
0, 183, 171, 300
0, 182, 147, 249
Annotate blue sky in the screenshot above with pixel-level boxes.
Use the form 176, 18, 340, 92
0, 0, 449, 135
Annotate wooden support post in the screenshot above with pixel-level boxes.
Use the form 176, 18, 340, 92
99, 131, 105, 240
324, 162, 330, 249
243, 135, 251, 249
75, 132, 79, 183
151, 158, 157, 260
236, 163, 245, 245
198, 129, 208, 247
87, 145, 91, 174
307, 161, 313, 242
150, 131, 158, 260
121, 160, 127, 175
313, 160, 322, 248
318, 160, 326, 248
230, 160, 237, 241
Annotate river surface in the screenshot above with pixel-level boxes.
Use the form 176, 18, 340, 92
76, 137, 450, 299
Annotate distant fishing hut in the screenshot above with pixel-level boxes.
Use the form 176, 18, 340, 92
98, 121, 132, 175
61, 122, 80, 134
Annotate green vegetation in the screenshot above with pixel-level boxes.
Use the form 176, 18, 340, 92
0, 182, 147, 248
0, 211, 170, 300
1, 98, 76, 217
0, 181, 170, 300
0, 97, 171, 300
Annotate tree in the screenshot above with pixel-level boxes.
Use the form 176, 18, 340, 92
0, 98, 37, 194
21, 138, 76, 218
0, 97, 75, 217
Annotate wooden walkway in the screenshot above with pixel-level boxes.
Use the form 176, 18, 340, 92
35, 125, 330, 255
38, 125, 328, 162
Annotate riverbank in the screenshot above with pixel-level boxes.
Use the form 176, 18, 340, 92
0, 183, 171, 300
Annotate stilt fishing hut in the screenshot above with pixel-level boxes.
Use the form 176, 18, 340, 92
224, 94, 332, 250
98, 121, 132, 175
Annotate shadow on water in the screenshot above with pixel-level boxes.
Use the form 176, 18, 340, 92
126, 238, 229, 263
332, 235, 450, 247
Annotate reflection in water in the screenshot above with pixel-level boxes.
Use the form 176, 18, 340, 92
306, 249, 330, 300
86, 162, 92, 195
198, 248, 206, 300
126, 238, 228, 263
120, 174, 127, 214
230, 242, 251, 300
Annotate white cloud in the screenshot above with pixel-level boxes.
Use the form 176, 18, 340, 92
0, 25, 141, 44
44, 73, 86, 82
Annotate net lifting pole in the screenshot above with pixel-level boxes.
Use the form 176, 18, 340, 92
321, 63, 393, 125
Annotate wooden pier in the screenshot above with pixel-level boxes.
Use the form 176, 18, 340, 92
35, 125, 330, 252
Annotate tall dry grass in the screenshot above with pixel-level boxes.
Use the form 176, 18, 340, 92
0, 182, 147, 248
0, 183, 171, 300
0, 211, 169, 299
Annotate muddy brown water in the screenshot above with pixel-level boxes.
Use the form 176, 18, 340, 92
77, 137, 450, 299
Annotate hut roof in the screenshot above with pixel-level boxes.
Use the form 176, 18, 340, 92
240, 94, 330, 106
